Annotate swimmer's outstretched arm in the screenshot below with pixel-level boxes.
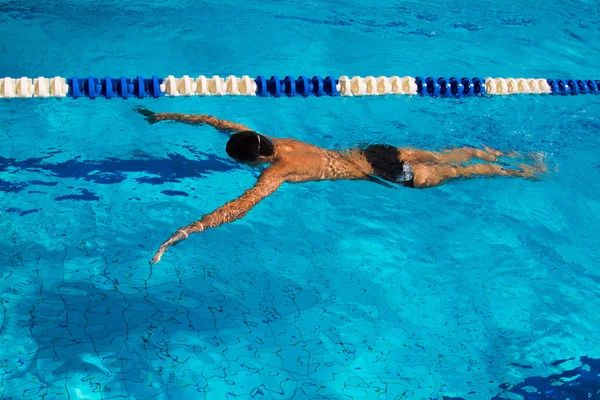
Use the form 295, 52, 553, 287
150, 170, 284, 263
133, 106, 251, 134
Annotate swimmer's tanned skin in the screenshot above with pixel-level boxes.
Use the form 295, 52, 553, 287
134, 107, 545, 263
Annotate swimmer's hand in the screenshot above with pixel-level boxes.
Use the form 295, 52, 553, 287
133, 106, 165, 125
150, 228, 190, 264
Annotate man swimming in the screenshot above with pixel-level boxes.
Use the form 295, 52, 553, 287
134, 107, 543, 263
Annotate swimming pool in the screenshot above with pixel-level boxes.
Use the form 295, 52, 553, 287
1, 0, 600, 398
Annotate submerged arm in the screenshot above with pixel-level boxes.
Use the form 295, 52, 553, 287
151, 169, 284, 263
134, 106, 252, 134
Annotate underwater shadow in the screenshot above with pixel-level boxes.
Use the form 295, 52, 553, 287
492, 356, 600, 399
6, 278, 248, 398
0, 150, 238, 194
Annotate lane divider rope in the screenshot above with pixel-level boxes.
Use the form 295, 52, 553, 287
1, 75, 597, 99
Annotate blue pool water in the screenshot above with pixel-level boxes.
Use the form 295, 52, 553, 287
1, 0, 600, 399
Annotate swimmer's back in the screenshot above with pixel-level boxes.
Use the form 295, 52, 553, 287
270, 138, 372, 182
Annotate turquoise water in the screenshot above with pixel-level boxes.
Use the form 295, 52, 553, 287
1, 0, 600, 399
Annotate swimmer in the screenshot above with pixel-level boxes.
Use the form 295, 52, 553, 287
134, 107, 545, 263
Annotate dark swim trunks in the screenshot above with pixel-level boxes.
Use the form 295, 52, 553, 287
362, 144, 415, 188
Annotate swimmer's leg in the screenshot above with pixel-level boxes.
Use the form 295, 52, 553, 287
411, 162, 542, 188
400, 146, 508, 164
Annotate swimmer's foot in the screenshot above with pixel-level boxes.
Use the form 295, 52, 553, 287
517, 159, 547, 179
483, 145, 523, 160
530, 151, 547, 164
518, 164, 537, 178
133, 106, 163, 124
530, 152, 549, 175
482, 145, 504, 159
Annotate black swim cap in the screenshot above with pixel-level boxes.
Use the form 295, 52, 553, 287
226, 131, 274, 162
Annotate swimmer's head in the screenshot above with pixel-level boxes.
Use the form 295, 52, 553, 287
226, 131, 275, 164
